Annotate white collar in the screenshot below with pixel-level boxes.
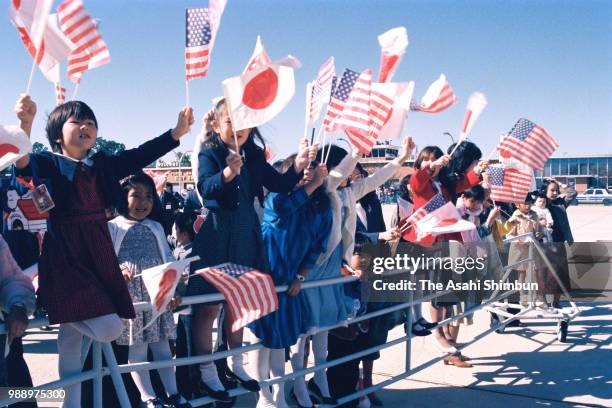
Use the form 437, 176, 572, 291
55, 152, 93, 166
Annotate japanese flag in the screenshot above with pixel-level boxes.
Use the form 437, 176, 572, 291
140, 256, 199, 330
243, 35, 271, 74
415, 202, 476, 238
459, 92, 487, 140
0, 125, 32, 172
376, 81, 415, 141
223, 56, 301, 131
377, 27, 408, 83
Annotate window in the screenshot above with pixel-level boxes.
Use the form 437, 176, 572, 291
559, 159, 569, 175
589, 158, 598, 176
544, 161, 551, 177
569, 159, 578, 175
583, 190, 593, 195
579, 159, 588, 175
595, 190, 604, 195
550, 159, 560, 176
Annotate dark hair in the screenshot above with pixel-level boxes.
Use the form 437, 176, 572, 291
355, 162, 368, 178
317, 145, 348, 171
446, 141, 482, 179
279, 154, 329, 212
462, 184, 486, 202
413, 145, 456, 200
353, 234, 369, 254
399, 175, 412, 202
523, 191, 537, 205
539, 178, 559, 194
46, 101, 98, 153
203, 98, 267, 161
174, 210, 198, 241
118, 172, 164, 224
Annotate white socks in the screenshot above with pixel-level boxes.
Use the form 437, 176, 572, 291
253, 347, 274, 408
270, 348, 289, 408
200, 363, 225, 392
229, 352, 254, 382
290, 337, 312, 407
312, 332, 331, 399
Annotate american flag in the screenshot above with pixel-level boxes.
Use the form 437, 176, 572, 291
308, 56, 335, 123
185, 8, 211, 80
55, 83, 66, 105
497, 118, 559, 170
197, 263, 279, 332
487, 165, 533, 203
410, 75, 457, 113
407, 192, 446, 224
57, 0, 110, 84
338, 70, 395, 153
322, 69, 359, 132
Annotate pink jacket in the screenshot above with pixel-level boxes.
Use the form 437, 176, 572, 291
0, 236, 35, 314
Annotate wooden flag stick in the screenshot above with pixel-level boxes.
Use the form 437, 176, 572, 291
185, 80, 190, 107
71, 82, 80, 101
400, 222, 413, 234
448, 135, 465, 157
25, 59, 37, 95
304, 81, 313, 139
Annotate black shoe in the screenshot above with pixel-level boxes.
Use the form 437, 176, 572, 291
506, 319, 522, 327
417, 317, 437, 330
225, 368, 261, 392
140, 398, 166, 408
411, 323, 432, 336
307, 378, 337, 405
197, 380, 232, 402
167, 393, 192, 408
289, 387, 314, 408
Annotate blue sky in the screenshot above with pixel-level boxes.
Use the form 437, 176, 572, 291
1, 0, 611, 162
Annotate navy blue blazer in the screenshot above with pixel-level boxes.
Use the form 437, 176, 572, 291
17, 130, 178, 214
197, 142, 300, 210
355, 191, 387, 243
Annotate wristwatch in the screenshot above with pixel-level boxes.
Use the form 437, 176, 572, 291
295, 274, 305, 282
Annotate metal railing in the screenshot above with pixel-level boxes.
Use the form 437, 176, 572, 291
0, 238, 559, 407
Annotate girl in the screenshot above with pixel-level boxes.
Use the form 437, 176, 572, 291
188, 98, 316, 402
250, 156, 331, 408
107, 173, 189, 408
14, 94, 194, 407
290, 137, 414, 408
408, 142, 488, 367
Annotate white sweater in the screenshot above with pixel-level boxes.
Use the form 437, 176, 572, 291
318, 150, 402, 265
107, 216, 175, 263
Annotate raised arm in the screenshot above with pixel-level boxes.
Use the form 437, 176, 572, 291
14, 94, 37, 169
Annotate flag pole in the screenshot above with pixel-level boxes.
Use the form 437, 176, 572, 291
185, 80, 190, 107
25, 59, 38, 95
447, 135, 465, 157
71, 82, 80, 101
304, 81, 313, 139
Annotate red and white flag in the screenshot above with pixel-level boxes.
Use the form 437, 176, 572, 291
377, 27, 408, 83
377, 81, 415, 141
57, 0, 110, 83
459, 92, 487, 140
9, 8, 73, 83
54, 82, 66, 105
497, 118, 559, 170
223, 56, 301, 131
415, 201, 476, 238
486, 164, 533, 203
410, 74, 458, 113
243, 35, 271, 74
11, 0, 53, 50
196, 263, 279, 332
142, 169, 170, 193
185, 0, 227, 81
336, 70, 395, 154
140, 257, 199, 330
308, 56, 335, 123
0, 125, 32, 172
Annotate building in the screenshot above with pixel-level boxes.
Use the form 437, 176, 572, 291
534, 154, 612, 192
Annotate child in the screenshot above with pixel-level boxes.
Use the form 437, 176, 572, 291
531, 192, 554, 243
188, 98, 316, 402
14, 94, 194, 408
507, 193, 544, 306
290, 137, 414, 408
107, 173, 189, 408
250, 156, 330, 408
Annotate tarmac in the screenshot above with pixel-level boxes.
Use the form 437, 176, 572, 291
20, 204, 612, 407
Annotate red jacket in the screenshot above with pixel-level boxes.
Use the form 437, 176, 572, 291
403, 163, 481, 243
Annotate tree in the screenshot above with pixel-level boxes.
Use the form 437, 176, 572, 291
32, 142, 48, 153
173, 151, 192, 167
92, 137, 125, 155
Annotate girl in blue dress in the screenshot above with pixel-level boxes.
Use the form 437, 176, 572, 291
188, 98, 316, 402
250, 156, 331, 408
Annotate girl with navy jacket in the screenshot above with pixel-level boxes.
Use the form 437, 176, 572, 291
188, 98, 316, 401
14, 95, 194, 408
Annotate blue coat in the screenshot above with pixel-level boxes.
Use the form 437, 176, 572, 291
197, 141, 300, 209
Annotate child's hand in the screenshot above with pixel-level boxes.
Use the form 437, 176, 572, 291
474, 159, 490, 175
167, 295, 182, 311
311, 164, 328, 187
121, 266, 133, 282
430, 154, 450, 172
226, 152, 243, 175
395, 136, 416, 163
15, 94, 37, 131
287, 279, 302, 296
203, 108, 215, 133
535, 232, 543, 240
487, 206, 501, 225
379, 227, 400, 241
294, 138, 311, 172
5, 304, 28, 345
171, 106, 195, 140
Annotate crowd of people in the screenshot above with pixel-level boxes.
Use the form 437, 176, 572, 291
0, 94, 575, 408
